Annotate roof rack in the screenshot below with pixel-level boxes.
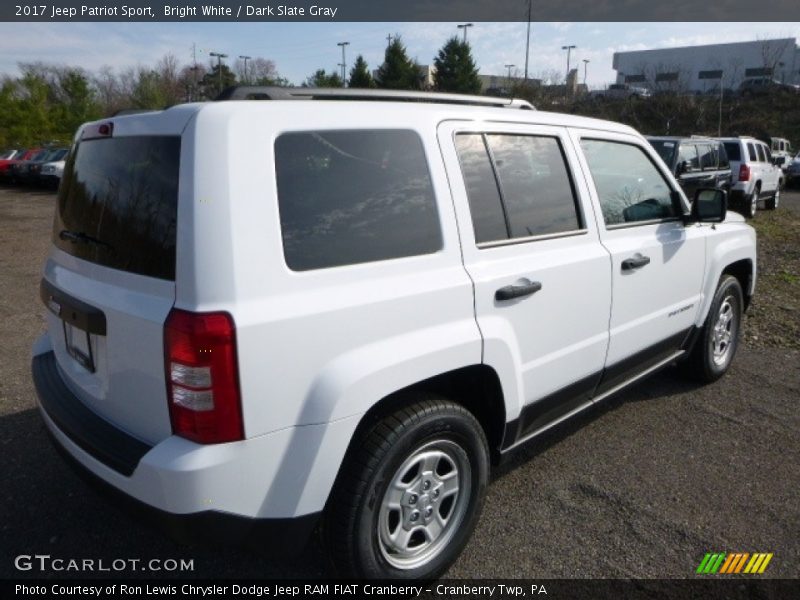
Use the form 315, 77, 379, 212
214, 86, 535, 110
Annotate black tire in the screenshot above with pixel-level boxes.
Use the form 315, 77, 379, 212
323, 395, 489, 579
765, 185, 780, 210
742, 185, 759, 219
681, 275, 743, 383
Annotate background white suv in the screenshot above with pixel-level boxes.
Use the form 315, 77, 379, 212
33, 88, 756, 579
720, 136, 783, 218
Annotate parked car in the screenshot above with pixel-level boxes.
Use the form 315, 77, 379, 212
770, 137, 794, 172
33, 87, 756, 580
0, 148, 41, 182
647, 136, 731, 200
592, 83, 651, 100
38, 154, 68, 188
15, 148, 68, 185
718, 136, 782, 217
785, 152, 800, 187
739, 78, 800, 96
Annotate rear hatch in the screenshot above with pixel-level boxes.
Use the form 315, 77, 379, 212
41, 109, 196, 445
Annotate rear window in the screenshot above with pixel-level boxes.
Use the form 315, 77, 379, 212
723, 142, 741, 161
275, 130, 442, 271
54, 136, 180, 280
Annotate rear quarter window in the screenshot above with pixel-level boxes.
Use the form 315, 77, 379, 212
275, 130, 442, 271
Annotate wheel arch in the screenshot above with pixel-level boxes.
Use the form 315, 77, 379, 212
722, 259, 754, 312
336, 364, 508, 469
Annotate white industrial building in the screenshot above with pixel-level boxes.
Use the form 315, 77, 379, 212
612, 38, 800, 93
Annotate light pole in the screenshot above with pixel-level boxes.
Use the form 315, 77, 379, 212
582, 59, 590, 86
718, 71, 724, 137
238, 55, 251, 84
524, 0, 532, 82
337, 41, 350, 85
561, 45, 576, 100
457, 23, 473, 44
505, 64, 515, 80
209, 52, 228, 95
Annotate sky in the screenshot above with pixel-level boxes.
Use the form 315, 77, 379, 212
0, 21, 798, 87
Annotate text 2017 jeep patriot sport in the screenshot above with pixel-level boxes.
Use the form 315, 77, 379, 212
32, 87, 756, 579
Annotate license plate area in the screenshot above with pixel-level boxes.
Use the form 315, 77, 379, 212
62, 321, 95, 373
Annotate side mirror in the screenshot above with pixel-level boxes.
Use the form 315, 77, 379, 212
692, 188, 727, 223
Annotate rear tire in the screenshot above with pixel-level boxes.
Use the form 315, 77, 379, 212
681, 275, 743, 383
743, 186, 759, 219
323, 395, 489, 579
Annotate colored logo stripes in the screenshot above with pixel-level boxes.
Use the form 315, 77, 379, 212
696, 552, 773, 574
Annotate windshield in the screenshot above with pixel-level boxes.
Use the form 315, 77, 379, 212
648, 140, 677, 167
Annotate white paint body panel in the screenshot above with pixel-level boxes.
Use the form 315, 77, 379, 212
34, 100, 756, 521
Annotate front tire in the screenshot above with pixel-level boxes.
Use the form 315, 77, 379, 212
765, 185, 780, 210
323, 395, 489, 579
681, 275, 743, 383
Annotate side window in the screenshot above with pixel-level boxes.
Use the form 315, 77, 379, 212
747, 143, 758, 161
454, 135, 509, 244
698, 144, 717, 170
580, 139, 678, 226
717, 143, 730, 169
756, 145, 767, 163
485, 135, 581, 238
764, 146, 773, 162
274, 130, 442, 271
454, 133, 582, 244
678, 144, 700, 170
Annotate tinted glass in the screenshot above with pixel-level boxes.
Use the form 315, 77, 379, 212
747, 143, 757, 161
723, 142, 741, 161
648, 140, 677, 167
485, 134, 581, 238
275, 130, 441, 271
580, 139, 677, 226
756, 145, 767, 162
717, 143, 730, 169
678, 144, 699, 170
454, 134, 508, 244
55, 136, 180, 280
699, 144, 716, 169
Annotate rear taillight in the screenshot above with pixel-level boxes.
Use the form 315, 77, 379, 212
738, 164, 750, 182
164, 309, 244, 444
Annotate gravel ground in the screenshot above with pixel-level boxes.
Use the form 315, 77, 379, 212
0, 185, 798, 580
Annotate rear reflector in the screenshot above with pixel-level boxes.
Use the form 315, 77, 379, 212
164, 309, 244, 444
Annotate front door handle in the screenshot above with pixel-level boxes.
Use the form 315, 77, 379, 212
495, 281, 542, 301
621, 255, 651, 271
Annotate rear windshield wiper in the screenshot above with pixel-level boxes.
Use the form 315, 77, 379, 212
59, 230, 113, 250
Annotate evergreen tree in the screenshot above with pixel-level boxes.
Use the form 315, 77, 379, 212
348, 55, 375, 88
200, 62, 236, 97
376, 37, 420, 90
304, 69, 343, 88
433, 37, 482, 94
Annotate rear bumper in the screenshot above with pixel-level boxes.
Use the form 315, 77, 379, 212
30, 342, 350, 554
46, 424, 319, 554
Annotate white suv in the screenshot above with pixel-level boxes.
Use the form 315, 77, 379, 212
32, 88, 756, 579
720, 136, 783, 218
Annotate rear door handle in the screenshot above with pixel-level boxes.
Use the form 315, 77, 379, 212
621, 255, 651, 271
495, 281, 542, 301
